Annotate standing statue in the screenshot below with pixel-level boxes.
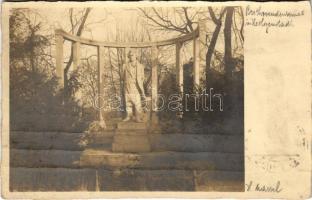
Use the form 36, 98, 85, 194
122, 49, 146, 122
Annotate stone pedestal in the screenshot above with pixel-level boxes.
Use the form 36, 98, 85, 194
112, 122, 151, 153
117, 122, 148, 130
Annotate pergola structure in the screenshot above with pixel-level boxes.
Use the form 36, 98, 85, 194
55, 21, 206, 123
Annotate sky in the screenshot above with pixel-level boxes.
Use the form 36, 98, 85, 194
39, 7, 177, 42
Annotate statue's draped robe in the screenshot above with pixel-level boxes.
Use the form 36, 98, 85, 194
123, 61, 145, 116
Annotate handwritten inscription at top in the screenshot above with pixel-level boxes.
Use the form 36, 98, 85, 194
245, 5, 305, 33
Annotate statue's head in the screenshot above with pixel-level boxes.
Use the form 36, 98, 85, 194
127, 49, 137, 62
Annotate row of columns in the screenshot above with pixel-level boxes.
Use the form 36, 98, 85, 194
55, 34, 64, 87
55, 23, 204, 121
175, 36, 200, 94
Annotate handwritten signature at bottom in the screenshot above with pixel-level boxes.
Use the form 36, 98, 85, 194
246, 181, 283, 193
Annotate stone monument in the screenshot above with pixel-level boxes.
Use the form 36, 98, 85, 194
112, 49, 151, 152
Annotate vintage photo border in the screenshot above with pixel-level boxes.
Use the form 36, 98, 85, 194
1, 1, 311, 199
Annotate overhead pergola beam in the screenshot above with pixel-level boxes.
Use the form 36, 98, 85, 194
55, 28, 199, 48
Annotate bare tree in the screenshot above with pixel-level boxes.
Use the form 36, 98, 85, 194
205, 7, 226, 82
107, 48, 118, 95
78, 56, 98, 106
238, 7, 244, 42
138, 7, 197, 35
224, 7, 234, 77
64, 8, 91, 97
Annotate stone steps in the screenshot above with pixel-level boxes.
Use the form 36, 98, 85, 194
148, 134, 243, 153
10, 167, 244, 191
11, 131, 243, 153
11, 149, 243, 171
10, 132, 86, 151
10, 128, 244, 192
80, 150, 244, 170
87, 144, 112, 151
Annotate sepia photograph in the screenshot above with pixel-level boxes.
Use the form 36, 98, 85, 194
8, 4, 244, 192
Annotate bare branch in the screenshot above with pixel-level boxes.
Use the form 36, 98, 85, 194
208, 7, 218, 24
182, 7, 194, 32
64, 8, 92, 96
69, 9, 74, 34
138, 8, 189, 34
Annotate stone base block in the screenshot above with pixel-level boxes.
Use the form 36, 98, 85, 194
117, 122, 147, 130
112, 134, 151, 153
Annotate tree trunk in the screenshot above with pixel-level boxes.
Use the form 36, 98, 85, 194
239, 7, 244, 42
206, 7, 226, 86
117, 48, 126, 113
64, 8, 91, 98
224, 7, 234, 78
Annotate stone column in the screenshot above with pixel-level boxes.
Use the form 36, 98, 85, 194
193, 36, 200, 89
124, 47, 130, 65
97, 46, 106, 127
55, 30, 64, 88
198, 18, 207, 84
150, 45, 159, 129
151, 45, 158, 112
72, 42, 81, 70
175, 42, 184, 118
175, 42, 183, 94
72, 42, 82, 103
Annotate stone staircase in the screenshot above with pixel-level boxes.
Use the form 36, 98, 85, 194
112, 122, 151, 152
10, 119, 244, 192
